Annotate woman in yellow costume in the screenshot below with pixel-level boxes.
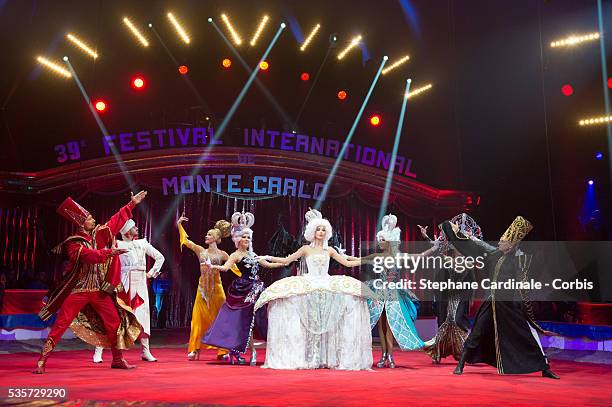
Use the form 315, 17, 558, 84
177, 213, 240, 361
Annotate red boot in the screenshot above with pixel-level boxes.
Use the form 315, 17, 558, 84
111, 347, 136, 369
33, 337, 56, 374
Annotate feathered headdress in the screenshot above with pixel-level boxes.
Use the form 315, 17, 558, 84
377, 214, 401, 242
303, 208, 332, 246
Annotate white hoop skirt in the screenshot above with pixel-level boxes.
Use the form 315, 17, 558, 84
254, 254, 377, 370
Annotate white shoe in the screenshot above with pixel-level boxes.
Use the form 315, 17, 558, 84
140, 338, 157, 362
93, 347, 104, 363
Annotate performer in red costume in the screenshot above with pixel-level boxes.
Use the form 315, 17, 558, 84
34, 191, 148, 374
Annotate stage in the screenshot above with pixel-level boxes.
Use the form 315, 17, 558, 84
1, 337, 611, 406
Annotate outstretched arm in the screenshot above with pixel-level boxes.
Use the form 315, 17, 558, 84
177, 214, 203, 253
106, 191, 147, 235
266, 245, 307, 265
258, 259, 289, 269
329, 247, 361, 267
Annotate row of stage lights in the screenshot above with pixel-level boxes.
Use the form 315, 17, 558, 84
36, 11, 433, 122
37, 12, 414, 77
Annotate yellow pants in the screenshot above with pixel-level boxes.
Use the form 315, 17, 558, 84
188, 271, 228, 355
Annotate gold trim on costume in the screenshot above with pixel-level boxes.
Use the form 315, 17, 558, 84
500, 216, 533, 244
492, 255, 506, 374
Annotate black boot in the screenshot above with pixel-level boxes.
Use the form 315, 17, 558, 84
542, 368, 560, 379
453, 351, 467, 375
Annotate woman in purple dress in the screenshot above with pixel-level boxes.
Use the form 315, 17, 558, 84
202, 211, 284, 365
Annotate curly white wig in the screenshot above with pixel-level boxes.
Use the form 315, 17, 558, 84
303, 208, 333, 247
377, 214, 401, 242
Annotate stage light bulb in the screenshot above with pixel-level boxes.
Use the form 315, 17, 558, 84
222, 58, 232, 68
132, 76, 146, 90
595, 152, 603, 160
370, 115, 381, 126
301, 72, 310, 81
178, 65, 189, 74
259, 60, 269, 70
281, 22, 286, 28
337, 90, 347, 100
588, 179, 594, 186
94, 100, 107, 112
62, 56, 69, 61
208, 17, 213, 23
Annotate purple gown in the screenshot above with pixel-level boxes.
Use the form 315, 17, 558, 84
203, 255, 268, 353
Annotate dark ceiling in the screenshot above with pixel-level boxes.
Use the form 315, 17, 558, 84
1, 0, 611, 239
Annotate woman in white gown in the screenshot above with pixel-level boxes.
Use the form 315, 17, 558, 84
254, 209, 377, 370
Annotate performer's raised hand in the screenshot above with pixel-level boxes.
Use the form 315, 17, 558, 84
177, 212, 189, 226
450, 221, 460, 234
417, 224, 429, 239
131, 190, 148, 205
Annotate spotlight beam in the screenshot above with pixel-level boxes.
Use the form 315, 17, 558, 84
155, 23, 286, 238
314, 56, 388, 210
377, 79, 412, 227
63, 58, 136, 191
597, 0, 612, 184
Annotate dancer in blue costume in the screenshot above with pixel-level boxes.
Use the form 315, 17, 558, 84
363, 214, 436, 368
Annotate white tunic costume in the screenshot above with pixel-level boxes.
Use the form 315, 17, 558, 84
117, 238, 165, 335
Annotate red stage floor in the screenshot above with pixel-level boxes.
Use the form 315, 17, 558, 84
0, 347, 610, 406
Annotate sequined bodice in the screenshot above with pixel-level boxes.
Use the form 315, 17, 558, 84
237, 255, 260, 280
304, 253, 330, 277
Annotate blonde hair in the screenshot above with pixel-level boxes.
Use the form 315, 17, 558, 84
208, 219, 231, 243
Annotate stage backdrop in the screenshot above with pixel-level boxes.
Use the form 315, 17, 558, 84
0, 145, 474, 327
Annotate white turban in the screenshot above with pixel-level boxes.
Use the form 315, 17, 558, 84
120, 219, 136, 238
